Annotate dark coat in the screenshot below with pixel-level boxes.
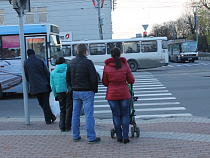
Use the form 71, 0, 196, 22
66, 54, 98, 93
102, 57, 135, 100
24, 54, 51, 95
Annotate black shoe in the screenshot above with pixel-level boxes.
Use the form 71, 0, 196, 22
117, 139, 123, 143
60, 128, 65, 132
73, 136, 81, 142
46, 122, 51, 125
124, 139, 130, 144
88, 137, 101, 144
51, 116, 56, 123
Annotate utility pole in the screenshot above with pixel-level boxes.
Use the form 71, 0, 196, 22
97, 0, 103, 40
193, 5, 199, 44
9, 0, 30, 125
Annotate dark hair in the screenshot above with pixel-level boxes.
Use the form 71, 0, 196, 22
55, 56, 66, 65
111, 47, 122, 70
27, 49, 35, 56
77, 44, 87, 54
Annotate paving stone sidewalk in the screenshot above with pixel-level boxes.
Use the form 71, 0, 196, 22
0, 116, 210, 158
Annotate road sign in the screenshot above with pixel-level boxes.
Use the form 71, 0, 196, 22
142, 24, 149, 31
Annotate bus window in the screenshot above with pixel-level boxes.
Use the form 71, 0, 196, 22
141, 41, 157, 52
107, 42, 123, 54
90, 43, 106, 55
27, 37, 46, 60
162, 40, 168, 49
172, 44, 180, 55
1, 36, 21, 59
72, 44, 77, 56
124, 42, 140, 53
62, 46, 71, 57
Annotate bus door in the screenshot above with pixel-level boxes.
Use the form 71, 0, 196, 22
161, 40, 168, 65
25, 36, 47, 65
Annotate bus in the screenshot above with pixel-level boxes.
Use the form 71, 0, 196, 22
61, 37, 169, 72
0, 24, 62, 98
168, 41, 198, 62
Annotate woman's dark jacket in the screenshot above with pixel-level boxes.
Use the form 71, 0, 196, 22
24, 54, 51, 95
66, 54, 98, 93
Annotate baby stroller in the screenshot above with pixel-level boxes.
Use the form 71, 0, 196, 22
110, 84, 140, 138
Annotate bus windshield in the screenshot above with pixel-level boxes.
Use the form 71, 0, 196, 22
181, 41, 197, 52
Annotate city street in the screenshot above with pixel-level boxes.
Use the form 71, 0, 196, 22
0, 60, 210, 119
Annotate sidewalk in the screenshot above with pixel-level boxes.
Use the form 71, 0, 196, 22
0, 116, 210, 158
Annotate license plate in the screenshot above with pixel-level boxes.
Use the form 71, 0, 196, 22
188, 58, 192, 60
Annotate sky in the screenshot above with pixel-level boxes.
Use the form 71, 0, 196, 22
111, 0, 193, 39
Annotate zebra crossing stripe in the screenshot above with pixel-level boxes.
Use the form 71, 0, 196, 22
134, 90, 169, 93
133, 84, 164, 87
133, 87, 166, 90
138, 97, 176, 100
135, 107, 186, 112
94, 97, 176, 102
94, 107, 186, 114
94, 102, 181, 108
135, 93, 172, 97
134, 102, 180, 106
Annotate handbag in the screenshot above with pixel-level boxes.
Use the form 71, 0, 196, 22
49, 92, 60, 117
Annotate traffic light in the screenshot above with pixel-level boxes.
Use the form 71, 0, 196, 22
143, 31, 147, 37
12, 0, 30, 12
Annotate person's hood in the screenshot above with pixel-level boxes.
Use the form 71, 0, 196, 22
54, 63, 67, 73
104, 57, 127, 67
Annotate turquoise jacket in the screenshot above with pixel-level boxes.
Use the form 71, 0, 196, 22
50, 63, 67, 97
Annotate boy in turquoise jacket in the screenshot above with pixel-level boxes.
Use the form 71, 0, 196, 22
50, 57, 72, 132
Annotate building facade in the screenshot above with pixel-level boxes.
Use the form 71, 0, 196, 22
0, 0, 112, 41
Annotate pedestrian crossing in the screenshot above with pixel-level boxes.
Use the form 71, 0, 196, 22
167, 62, 210, 67
94, 72, 193, 119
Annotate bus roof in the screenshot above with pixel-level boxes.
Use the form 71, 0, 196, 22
0, 24, 51, 35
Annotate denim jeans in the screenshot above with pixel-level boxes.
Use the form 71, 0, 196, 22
108, 99, 130, 139
72, 91, 96, 141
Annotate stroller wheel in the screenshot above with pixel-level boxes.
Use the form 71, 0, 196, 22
136, 127, 140, 137
111, 128, 115, 138
131, 127, 134, 137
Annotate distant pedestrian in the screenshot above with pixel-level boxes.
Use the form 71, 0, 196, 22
102, 47, 135, 144
24, 49, 56, 124
50, 57, 73, 132
66, 44, 101, 144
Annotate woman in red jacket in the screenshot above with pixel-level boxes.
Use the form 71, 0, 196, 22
102, 47, 135, 144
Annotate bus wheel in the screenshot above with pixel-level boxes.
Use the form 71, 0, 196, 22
128, 60, 138, 72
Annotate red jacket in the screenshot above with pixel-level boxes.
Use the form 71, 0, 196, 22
102, 57, 135, 100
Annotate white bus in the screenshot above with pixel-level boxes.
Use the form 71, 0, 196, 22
0, 24, 62, 98
61, 37, 169, 72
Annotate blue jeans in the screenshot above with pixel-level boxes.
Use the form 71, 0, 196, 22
72, 91, 96, 141
108, 99, 130, 139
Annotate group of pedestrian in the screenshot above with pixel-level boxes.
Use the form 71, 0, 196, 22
24, 44, 134, 144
